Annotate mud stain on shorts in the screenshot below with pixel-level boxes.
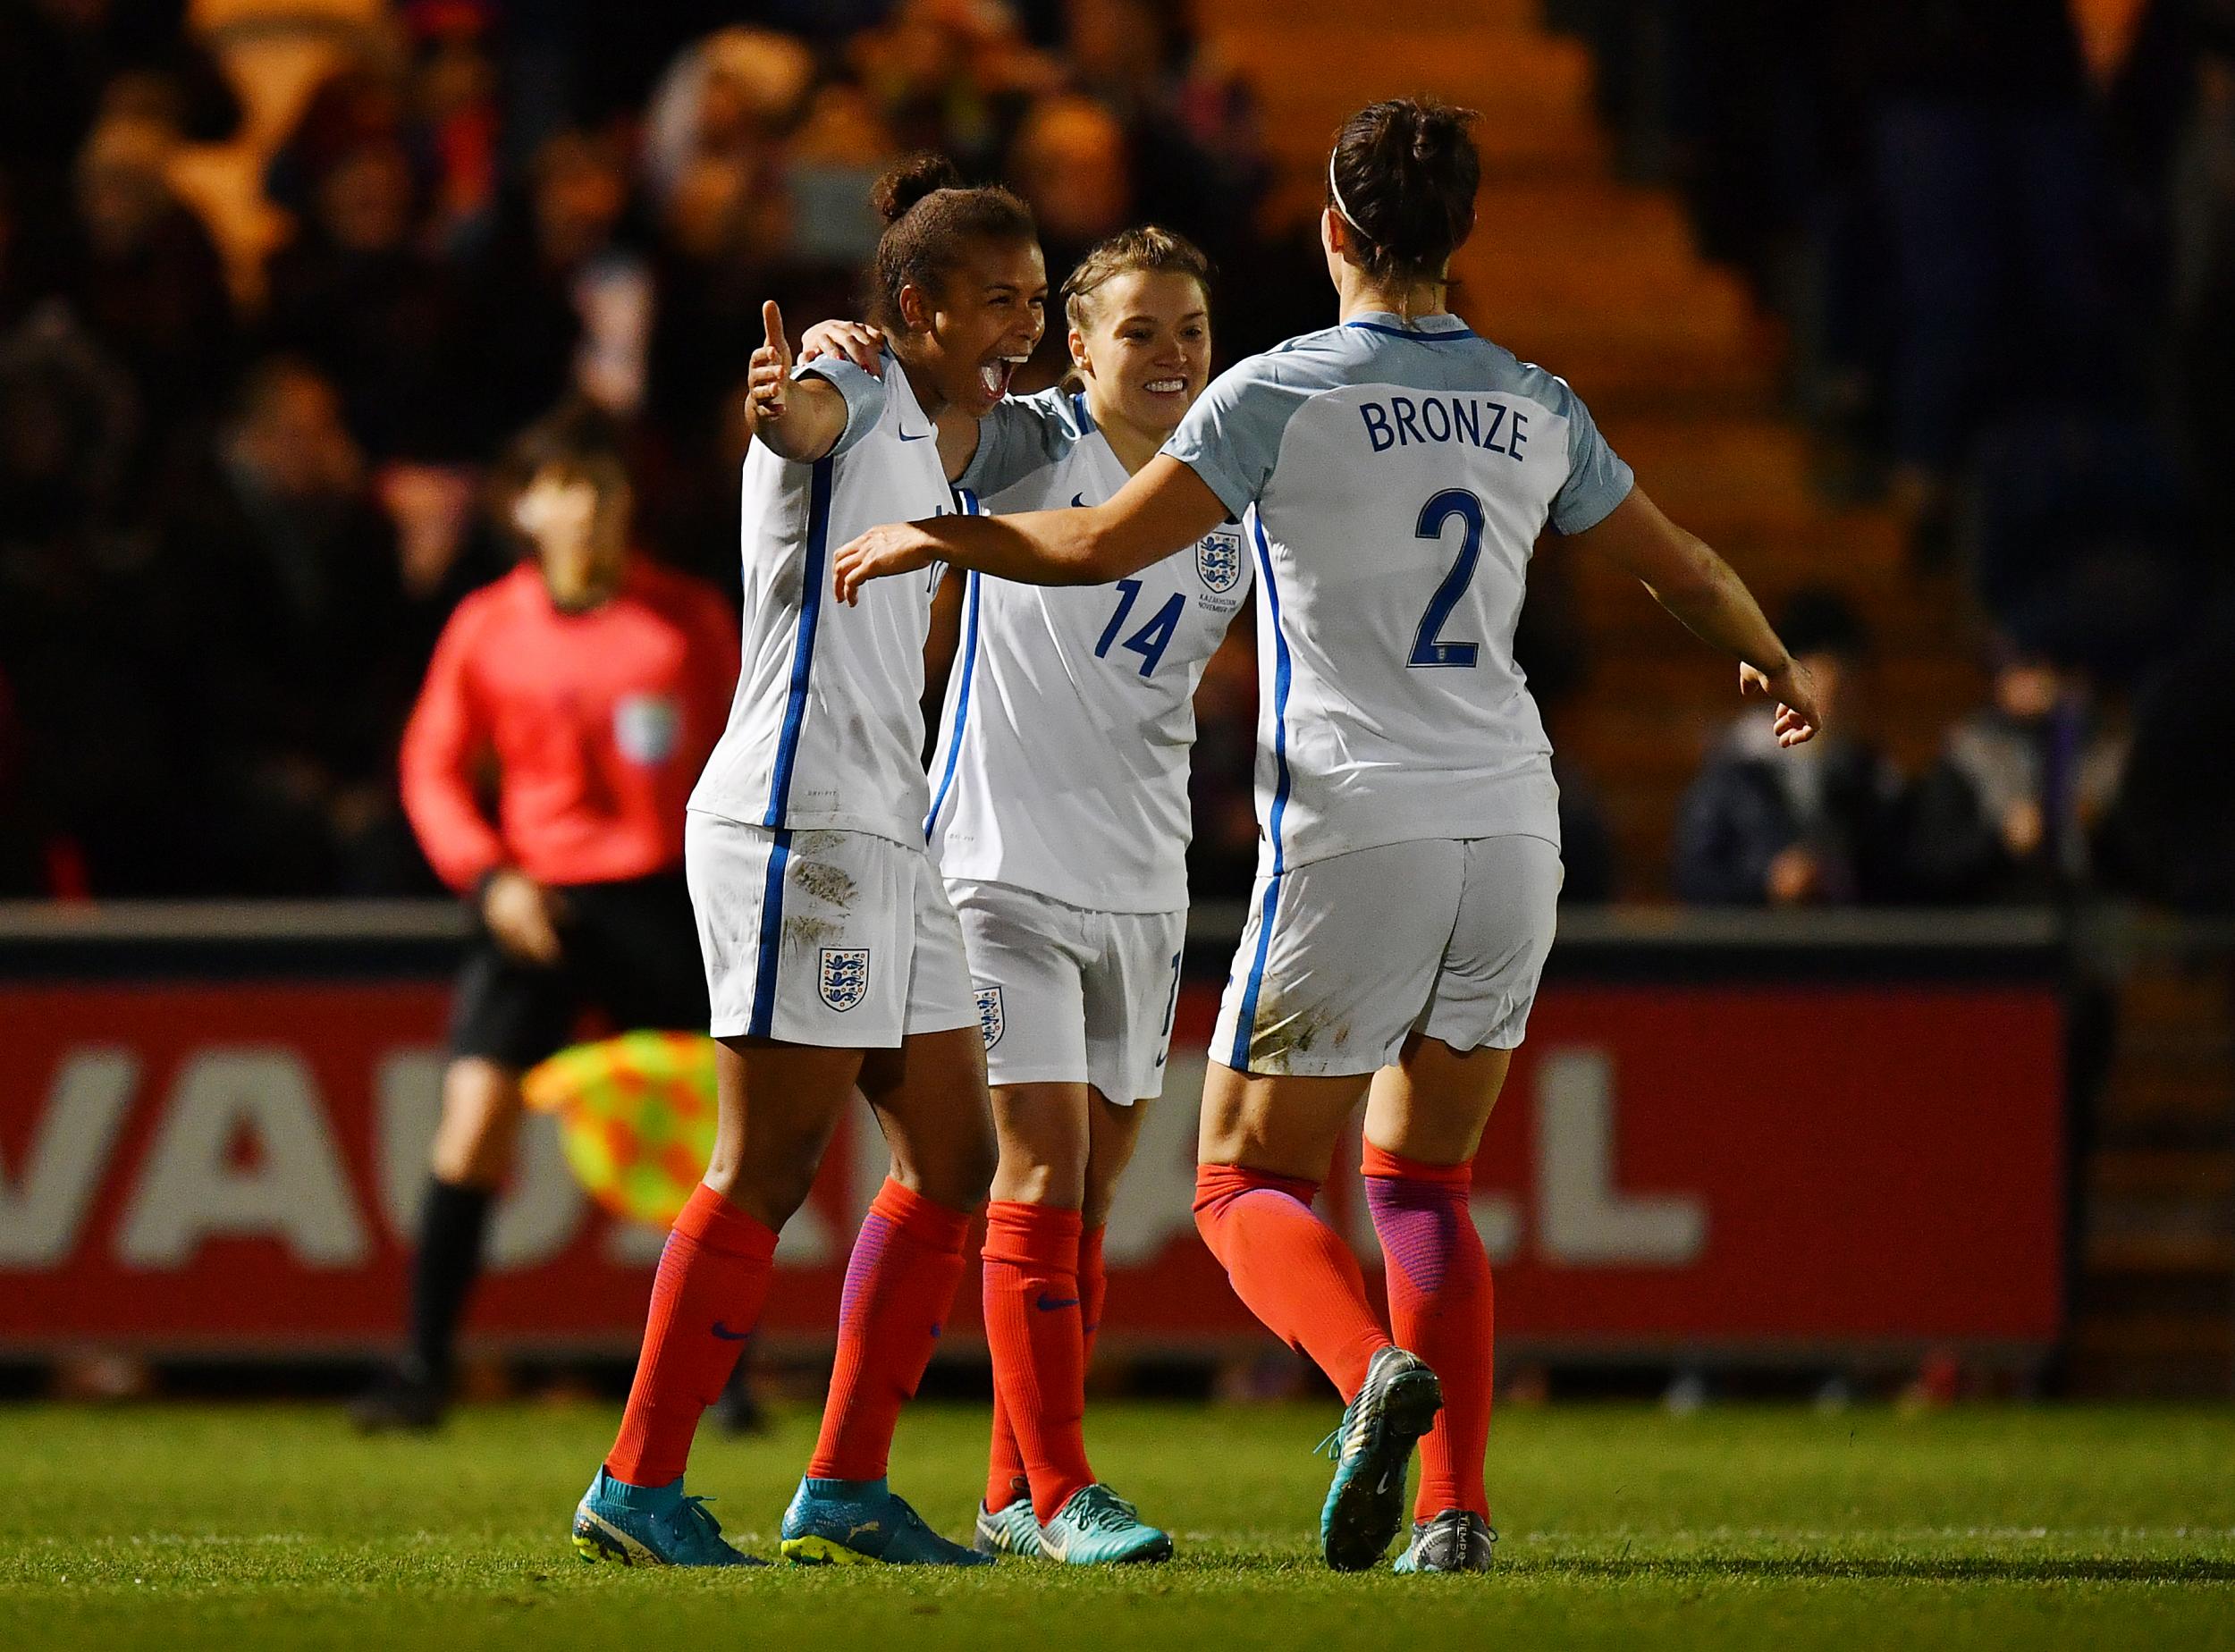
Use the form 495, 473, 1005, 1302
795, 861, 856, 908
1247, 993, 1350, 1073
782, 913, 844, 950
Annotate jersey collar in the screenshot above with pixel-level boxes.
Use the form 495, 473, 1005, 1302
1344, 311, 1474, 341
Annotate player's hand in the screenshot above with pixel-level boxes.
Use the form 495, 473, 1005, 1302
799, 317, 887, 375
746, 300, 794, 424
483, 867, 563, 966
833, 522, 940, 605
1741, 657, 1823, 747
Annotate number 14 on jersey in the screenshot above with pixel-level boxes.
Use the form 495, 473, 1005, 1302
1094, 578, 1185, 678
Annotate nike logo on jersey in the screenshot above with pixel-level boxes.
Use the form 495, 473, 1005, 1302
898, 426, 933, 441
1071, 493, 1087, 507
1035, 1294, 1081, 1312
710, 1320, 751, 1340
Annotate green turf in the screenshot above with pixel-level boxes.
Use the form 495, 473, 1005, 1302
5, 1400, 2232, 1648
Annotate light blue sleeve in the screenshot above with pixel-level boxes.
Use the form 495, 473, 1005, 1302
1161, 353, 1304, 518
796, 358, 887, 460
1548, 380, 1634, 535
957, 388, 1071, 498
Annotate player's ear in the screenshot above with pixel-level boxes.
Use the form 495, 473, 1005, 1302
1067, 323, 1091, 381
898, 281, 931, 334
1320, 206, 1345, 262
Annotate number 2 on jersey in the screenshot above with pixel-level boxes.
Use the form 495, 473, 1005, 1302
1095, 578, 1185, 678
1408, 488, 1486, 669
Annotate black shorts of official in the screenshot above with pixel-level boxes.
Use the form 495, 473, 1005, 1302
447, 870, 708, 1068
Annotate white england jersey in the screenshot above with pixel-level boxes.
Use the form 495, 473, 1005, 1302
925, 388, 1252, 912
1163, 311, 1634, 872
691, 352, 947, 846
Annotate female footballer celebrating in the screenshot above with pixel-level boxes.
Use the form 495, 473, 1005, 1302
833, 99, 1822, 1575
811, 225, 1242, 1565
570, 156, 1044, 1569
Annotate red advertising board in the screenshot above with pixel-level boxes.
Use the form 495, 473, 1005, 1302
0, 974, 2064, 1355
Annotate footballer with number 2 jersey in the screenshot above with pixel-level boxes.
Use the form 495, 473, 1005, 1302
833, 98, 1825, 1575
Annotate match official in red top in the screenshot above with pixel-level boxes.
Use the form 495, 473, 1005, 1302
354, 405, 738, 1430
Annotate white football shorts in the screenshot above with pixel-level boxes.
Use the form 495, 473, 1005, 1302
687, 812, 978, 1047
947, 879, 1186, 1104
1212, 834, 1562, 1077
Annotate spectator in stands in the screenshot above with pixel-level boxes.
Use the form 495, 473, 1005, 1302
144, 356, 424, 893
65, 115, 234, 455
1674, 587, 1908, 906
459, 131, 650, 449
2109, 594, 2235, 914
1905, 644, 2128, 905
0, 303, 198, 894
1064, 0, 1270, 274
355, 403, 738, 1431
1860, 0, 2112, 560
0, 0, 240, 299
261, 133, 468, 460
1006, 93, 1133, 385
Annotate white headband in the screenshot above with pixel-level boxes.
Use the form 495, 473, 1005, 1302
1328, 152, 1363, 234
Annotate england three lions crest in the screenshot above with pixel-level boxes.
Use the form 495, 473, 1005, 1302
1196, 527, 1244, 595
819, 948, 870, 1013
974, 985, 1004, 1051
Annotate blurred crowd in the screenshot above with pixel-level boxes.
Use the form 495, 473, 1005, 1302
0, 0, 1295, 899
1570, 0, 2235, 914
1, 0, 2225, 914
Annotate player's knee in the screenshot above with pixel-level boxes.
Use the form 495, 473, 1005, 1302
704, 1147, 819, 1232
919, 1113, 999, 1212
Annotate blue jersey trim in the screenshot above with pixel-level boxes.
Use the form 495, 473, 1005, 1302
747, 827, 794, 1038
924, 487, 983, 839
1071, 391, 1093, 434
762, 457, 834, 829
1227, 510, 1294, 1072
1343, 318, 1478, 342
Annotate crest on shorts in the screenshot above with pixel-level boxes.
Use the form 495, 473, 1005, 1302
1196, 527, 1244, 594
974, 985, 1005, 1051
818, 948, 870, 1013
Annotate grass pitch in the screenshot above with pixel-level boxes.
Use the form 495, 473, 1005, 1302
4, 1399, 2231, 1649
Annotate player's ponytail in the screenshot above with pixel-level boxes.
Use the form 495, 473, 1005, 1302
1328, 97, 1481, 290
867, 155, 1037, 332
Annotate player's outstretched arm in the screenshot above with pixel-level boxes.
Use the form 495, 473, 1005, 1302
833, 454, 1227, 603
1573, 486, 1823, 746
746, 301, 853, 462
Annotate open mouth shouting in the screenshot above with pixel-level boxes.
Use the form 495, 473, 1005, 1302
977, 352, 1029, 406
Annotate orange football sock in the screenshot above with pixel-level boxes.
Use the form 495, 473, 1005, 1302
1362, 1142, 1491, 1521
988, 1222, 1109, 1513
1078, 1223, 1108, 1368
981, 1201, 1093, 1522
605, 1184, 777, 1487
1193, 1162, 1390, 1401
806, 1178, 970, 1482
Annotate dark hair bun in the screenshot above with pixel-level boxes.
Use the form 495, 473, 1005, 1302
872, 154, 966, 223
1330, 97, 1481, 284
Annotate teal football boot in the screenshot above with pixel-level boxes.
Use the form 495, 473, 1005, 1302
571, 1467, 763, 1566
973, 1498, 1046, 1558
1317, 1345, 1444, 1572
1393, 1510, 1496, 1573
779, 1477, 994, 1566
1038, 1484, 1173, 1565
